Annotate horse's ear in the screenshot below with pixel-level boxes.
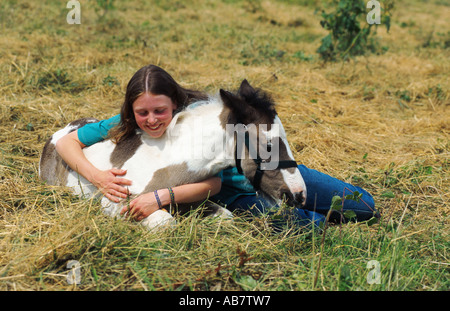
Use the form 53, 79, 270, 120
220, 89, 241, 110
220, 89, 252, 123
237, 79, 256, 99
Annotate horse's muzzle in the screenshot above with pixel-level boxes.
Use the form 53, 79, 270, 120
282, 191, 306, 207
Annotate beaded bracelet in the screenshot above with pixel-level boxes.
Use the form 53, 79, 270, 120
153, 190, 162, 209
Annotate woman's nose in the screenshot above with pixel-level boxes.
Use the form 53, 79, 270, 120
147, 113, 158, 125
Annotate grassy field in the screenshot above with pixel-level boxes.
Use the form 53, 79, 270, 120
0, 0, 448, 291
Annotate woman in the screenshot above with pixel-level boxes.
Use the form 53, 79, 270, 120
57, 64, 378, 227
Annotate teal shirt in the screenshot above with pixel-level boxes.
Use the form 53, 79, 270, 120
210, 167, 256, 206
76, 114, 256, 205
77, 114, 120, 146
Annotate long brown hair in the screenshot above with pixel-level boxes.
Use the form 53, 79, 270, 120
109, 65, 207, 144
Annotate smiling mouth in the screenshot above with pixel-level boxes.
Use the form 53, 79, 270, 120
147, 124, 162, 131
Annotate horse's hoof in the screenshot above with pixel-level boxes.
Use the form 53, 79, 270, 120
141, 209, 176, 230
211, 207, 233, 219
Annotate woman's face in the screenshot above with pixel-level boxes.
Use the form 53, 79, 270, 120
132, 93, 177, 138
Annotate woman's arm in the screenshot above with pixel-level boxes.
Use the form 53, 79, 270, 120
55, 130, 132, 202
120, 177, 222, 221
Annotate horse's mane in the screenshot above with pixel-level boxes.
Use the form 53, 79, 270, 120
239, 87, 277, 121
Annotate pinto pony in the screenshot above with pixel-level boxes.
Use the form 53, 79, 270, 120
39, 80, 306, 229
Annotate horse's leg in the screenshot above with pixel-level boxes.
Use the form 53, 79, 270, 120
140, 210, 175, 230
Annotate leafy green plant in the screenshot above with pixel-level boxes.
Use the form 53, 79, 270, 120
317, 0, 393, 62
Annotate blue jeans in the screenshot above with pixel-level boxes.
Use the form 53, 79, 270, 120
227, 165, 379, 229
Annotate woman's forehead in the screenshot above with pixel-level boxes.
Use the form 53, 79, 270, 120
133, 92, 175, 109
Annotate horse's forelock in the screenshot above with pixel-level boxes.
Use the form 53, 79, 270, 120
239, 86, 277, 123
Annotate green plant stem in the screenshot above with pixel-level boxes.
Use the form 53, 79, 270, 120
313, 207, 333, 289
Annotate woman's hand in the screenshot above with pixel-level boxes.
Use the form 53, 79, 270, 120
120, 190, 166, 221
91, 168, 133, 203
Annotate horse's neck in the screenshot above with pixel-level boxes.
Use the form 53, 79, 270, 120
156, 97, 236, 173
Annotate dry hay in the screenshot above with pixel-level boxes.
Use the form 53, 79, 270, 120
0, 0, 448, 290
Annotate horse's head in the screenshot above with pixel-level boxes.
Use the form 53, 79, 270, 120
219, 80, 307, 207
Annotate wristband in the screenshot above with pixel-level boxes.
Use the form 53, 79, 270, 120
154, 190, 163, 209
167, 187, 176, 206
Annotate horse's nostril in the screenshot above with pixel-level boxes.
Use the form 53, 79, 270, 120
293, 191, 305, 206
281, 191, 294, 203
